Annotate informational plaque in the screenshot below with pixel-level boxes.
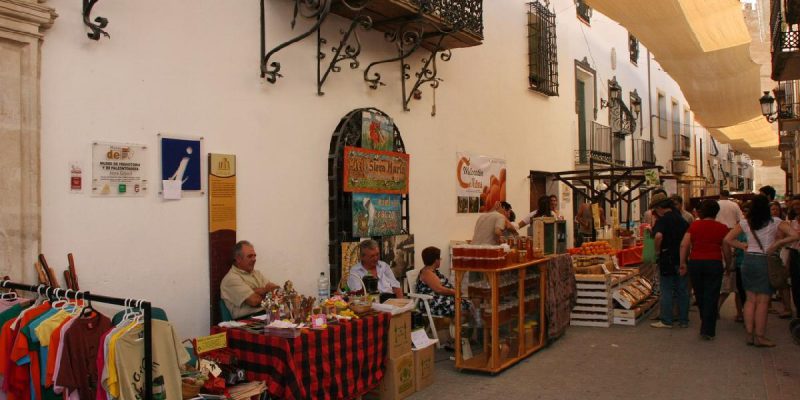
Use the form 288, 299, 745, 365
208, 153, 237, 325
92, 142, 148, 196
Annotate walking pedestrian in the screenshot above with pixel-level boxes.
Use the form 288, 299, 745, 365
649, 192, 690, 329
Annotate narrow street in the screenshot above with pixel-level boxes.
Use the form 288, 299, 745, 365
412, 303, 800, 400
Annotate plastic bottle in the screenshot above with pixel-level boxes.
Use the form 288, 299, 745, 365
318, 271, 330, 301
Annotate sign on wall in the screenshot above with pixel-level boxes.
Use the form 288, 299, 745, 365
343, 146, 409, 194
352, 193, 402, 237
160, 135, 203, 194
208, 153, 237, 325
455, 152, 506, 213
92, 142, 148, 196
361, 110, 394, 151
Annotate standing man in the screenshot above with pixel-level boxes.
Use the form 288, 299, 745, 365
221, 240, 279, 319
650, 192, 690, 329
472, 201, 514, 245
348, 240, 404, 299
670, 195, 695, 224
716, 190, 743, 229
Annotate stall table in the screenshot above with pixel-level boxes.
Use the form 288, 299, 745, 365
213, 312, 389, 400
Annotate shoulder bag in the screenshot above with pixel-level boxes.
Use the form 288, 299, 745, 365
751, 225, 789, 290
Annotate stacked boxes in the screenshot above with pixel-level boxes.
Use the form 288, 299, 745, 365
377, 312, 415, 400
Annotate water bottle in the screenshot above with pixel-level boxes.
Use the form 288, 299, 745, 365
318, 271, 330, 300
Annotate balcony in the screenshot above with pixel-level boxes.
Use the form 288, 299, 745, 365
779, 131, 796, 151
774, 81, 800, 131
770, 1, 800, 80
633, 139, 655, 167
673, 134, 691, 160
575, 121, 612, 165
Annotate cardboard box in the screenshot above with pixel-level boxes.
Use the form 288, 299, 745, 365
378, 351, 415, 400
387, 312, 412, 360
413, 343, 435, 391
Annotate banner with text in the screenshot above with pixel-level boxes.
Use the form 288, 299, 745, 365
343, 146, 409, 194
352, 193, 402, 237
92, 142, 148, 196
208, 153, 237, 325
456, 152, 506, 213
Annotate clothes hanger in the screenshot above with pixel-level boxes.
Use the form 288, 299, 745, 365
80, 291, 95, 318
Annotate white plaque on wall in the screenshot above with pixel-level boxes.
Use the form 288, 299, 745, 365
92, 142, 148, 196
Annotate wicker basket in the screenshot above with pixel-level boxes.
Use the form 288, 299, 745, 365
181, 379, 202, 399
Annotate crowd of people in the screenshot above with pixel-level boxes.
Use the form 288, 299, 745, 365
649, 185, 800, 347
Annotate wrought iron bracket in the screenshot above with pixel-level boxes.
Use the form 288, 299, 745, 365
401, 33, 452, 111
363, 19, 426, 90
317, 14, 373, 95
83, 0, 109, 40
261, 0, 332, 84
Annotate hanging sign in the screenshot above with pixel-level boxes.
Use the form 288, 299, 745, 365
352, 193, 402, 237
361, 110, 395, 151
343, 146, 409, 194
160, 135, 203, 194
455, 152, 506, 213
208, 154, 237, 324
92, 142, 148, 196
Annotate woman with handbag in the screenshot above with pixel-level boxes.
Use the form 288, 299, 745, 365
724, 195, 798, 347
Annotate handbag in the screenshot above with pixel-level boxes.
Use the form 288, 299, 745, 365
751, 227, 789, 289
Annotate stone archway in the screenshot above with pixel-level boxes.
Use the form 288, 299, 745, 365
0, 1, 57, 282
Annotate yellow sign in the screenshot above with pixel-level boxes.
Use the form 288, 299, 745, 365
195, 332, 227, 354
209, 154, 236, 232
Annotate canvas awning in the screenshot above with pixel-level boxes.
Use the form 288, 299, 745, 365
586, 0, 780, 165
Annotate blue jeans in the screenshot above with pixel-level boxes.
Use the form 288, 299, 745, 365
659, 273, 689, 326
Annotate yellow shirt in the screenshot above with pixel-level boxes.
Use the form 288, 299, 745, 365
107, 320, 138, 398
33, 310, 71, 346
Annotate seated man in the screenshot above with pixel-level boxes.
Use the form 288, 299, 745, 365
221, 240, 279, 319
347, 240, 404, 299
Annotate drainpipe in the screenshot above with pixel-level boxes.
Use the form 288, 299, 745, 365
647, 49, 653, 144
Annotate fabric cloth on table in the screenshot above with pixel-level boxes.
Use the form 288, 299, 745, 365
546, 254, 576, 340
215, 312, 389, 400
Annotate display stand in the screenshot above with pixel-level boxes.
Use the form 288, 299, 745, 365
453, 258, 548, 374
0, 280, 155, 400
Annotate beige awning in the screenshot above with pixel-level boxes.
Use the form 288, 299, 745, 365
586, 0, 780, 165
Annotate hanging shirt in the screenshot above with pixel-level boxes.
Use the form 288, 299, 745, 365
24, 308, 60, 400
113, 320, 189, 400
106, 321, 139, 398
6, 302, 50, 400
94, 328, 114, 400
54, 312, 111, 400
44, 317, 74, 388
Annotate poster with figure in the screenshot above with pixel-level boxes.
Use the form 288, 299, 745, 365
341, 242, 361, 287
381, 234, 414, 282
455, 152, 506, 213
352, 193, 402, 237
92, 142, 148, 196
160, 135, 203, 193
361, 111, 394, 151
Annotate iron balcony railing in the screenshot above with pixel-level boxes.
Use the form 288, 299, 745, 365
779, 131, 796, 151
633, 139, 655, 166
775, 80, 800, 120
770, 0, 800, 80
411, 0, 484, 37
590, 121, 611, 163
613, 135, 625, 166
673, 134, 691, 160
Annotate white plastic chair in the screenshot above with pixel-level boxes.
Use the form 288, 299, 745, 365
406, 268, 443, 349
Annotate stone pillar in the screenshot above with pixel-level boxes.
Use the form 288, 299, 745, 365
0, 1, 56, 282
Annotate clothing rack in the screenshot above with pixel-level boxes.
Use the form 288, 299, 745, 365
0, 280, 154, 400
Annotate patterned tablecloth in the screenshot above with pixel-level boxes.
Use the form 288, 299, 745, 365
213, 312, 390, 400
545, 254, 576, 340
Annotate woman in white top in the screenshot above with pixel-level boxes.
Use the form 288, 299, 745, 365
724, 195, 798, 347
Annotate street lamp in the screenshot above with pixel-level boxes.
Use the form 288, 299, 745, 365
600, 76, 622, 109
630, 89, 642, 119
759, 91, 777, 123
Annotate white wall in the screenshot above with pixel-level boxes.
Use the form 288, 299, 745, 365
39, 1, 582, 338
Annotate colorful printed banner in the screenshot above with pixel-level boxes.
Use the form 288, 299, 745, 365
455, 152, 506, 213
361, 111, 394, 151
343, 146, 409, 194
92, 142, 148, 196
352, 193, 402, 237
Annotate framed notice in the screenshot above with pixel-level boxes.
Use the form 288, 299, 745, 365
352, 193, 402, 237
343, 146, 409, 194
92, 142, 148, 196
160, 135, 203, 194
455, 152, 506, 213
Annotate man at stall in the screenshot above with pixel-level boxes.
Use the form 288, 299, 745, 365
472, 201, 514, 245
347, 240, 404, 299
649, 192, 690, 329
221, 240, 280, 319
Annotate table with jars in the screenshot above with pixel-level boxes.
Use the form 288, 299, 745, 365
451, 239, 549, 374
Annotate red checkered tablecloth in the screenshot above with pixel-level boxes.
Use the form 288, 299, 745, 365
213, 312, 390, 400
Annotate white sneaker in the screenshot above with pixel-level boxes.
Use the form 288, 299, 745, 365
650, 321, 673, 329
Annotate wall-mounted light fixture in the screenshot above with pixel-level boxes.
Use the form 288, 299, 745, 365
759, 91, 777, 123
600, 76, 622, 109
630, 89, 642, 119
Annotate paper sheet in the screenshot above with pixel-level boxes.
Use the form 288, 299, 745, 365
411, 328, 437, 349
162, 179, 182, 199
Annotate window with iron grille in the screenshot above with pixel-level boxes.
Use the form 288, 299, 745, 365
576, 0, 592, 24
528, 1, 559, 96
629, 33, 639, 65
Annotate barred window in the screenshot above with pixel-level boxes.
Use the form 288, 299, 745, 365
629, 33, 639, 64
528, 1, 559, 96
576, 0, 592, 24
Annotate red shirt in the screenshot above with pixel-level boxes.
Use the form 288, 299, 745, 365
688, 219, 729, 261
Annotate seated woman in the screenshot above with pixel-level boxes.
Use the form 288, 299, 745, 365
415, 247, 476, 321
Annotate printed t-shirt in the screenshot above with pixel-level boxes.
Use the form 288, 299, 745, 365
54, 312, 111, 400
114, 320, 190, 400
687, 219, 730, 261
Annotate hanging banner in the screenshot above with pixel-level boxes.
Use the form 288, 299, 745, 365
361, 110, 394, 151
343, 146, 409, 194
208, 153, 237, 325
455, 152, 506, 213
92, 142, 148, 196
352, 193, 402, 237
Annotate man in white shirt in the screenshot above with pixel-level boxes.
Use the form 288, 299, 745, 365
716, 190, 743, 229
348, 239, 403, 298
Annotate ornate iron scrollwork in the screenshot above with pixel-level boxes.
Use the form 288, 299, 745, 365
402, 33, 453, 111
83, 0, 109, 40
317, 15, 373, 95
261, 0, 332, 84
363, 21, 426, 89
